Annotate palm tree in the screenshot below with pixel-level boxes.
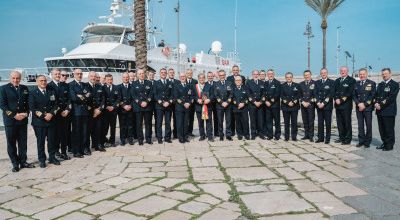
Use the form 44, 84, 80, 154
305, 0, 345, 68
134, 0, 147, 71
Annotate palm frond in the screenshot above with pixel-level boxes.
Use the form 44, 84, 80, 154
305, 0, 345, 18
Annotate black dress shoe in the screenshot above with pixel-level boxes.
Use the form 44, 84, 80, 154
49, 158, 61, 165
356, 143, 363, 147
245, 136, 250, 140
129, 140, 134, 145
74, 154, 84, 158
292, 138, 297, 141
165, 139, 172, 143
139, 141, 144, 146
309, 138, 314, 142
146, 141, 153, 145
364, 144, 370, 148
227, 137, 233, 141
220, 136, 224, 141
184, 139, 190, 143
274, 137, 280, 140
251, 136, 256, 140
238, 136, 243, 140
382, 148, 393, 151
315, 139, 324, 143
60, 153, 71, 160
301, 136, 308, 140
324, 140, 330, 144
284, 138, 289, 141
120, 141, 126, 146
20, 162, 35, 169
267, 137, 273, 140
179, 139, 185, 143
84, 149, 92, 156
39, 162, 46, 168
158, 139, 163, 144
334, 139, 342, 143
341, 142, 350, 145
376, 144, 385, 149
12, 166, 19, 172
208, 138, 214, 142
259, 136, 266, 140
199, 136, 206, 141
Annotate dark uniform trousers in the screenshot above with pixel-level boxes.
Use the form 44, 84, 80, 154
131, 80, 154, 143
48, 81, 71, 155
0, 83, 30, 167
334, 77, 356, 143
375, 79, 399, 150
265, 79, 281, 139
89, 113, 103, 148
103, 85, 119, 144
315, 78, 334, 142
232, 86, 250, 138
156, 108, 172, 141
214, 81, 233, 138
174, 82, 194, 142
69, 80, 90, 155
29, 88, 58, 162
196, 110, 213, 139
354, 80, 376, 145
281, 82, 301, 140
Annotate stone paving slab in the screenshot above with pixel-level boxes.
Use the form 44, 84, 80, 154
0, 118, 399, 219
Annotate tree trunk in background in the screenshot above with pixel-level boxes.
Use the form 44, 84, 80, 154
134, 0, 147, 71
321, 19, 328, 68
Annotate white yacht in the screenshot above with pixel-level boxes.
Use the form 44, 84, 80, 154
43, 0, 240, 83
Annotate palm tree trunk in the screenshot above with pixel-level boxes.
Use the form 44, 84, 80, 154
321, 19, 328, 68
134, 0, 147, 71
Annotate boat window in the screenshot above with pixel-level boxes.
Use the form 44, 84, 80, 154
81, 34, 121, 44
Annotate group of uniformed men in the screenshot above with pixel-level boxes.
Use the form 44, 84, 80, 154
0, 65, 398, 172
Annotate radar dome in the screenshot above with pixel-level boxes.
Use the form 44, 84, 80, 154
211, 41, 222, 54
179, 43, 187, 53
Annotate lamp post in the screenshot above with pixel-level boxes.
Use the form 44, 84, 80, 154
336, 26, 341, 74
174, 0, 180, 73
303, 21, 314, 70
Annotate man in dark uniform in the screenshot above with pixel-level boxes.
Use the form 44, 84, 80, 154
131, 69, 154, 145
259, 70, 268, 136
353, 68, 376, 148
102, 74, 119, 147
206, 71, 219, 137
375, 68, 399, 151
128, 71, 138, 140
315, 68, 335, 144
246, 70, 266, 140
88, 72, 106, 152
194, 73, 214, 141
227, 65, 245, 136
281, 72, 301, 141
60, 71, 72, 153
264, 69, 281, 140
334, 66, 356, 145
69, 68, 91, 158
214, 69, 233, 141
148, 71, 156, 138
299, 70, 316, 142
48, 68, 72, 160
0, 70, 34, 172
168, 68, 179, 139
118, 72, 134, 146
232, 76, 250, 140
174, 73, 194, 143
154, 68, 174, 144
186, 69, 198, 137
29, 75, 60, 168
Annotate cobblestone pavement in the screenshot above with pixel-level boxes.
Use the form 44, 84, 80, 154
0, 114, 399, 220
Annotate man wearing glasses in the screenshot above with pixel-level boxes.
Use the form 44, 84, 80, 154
214, 69, 233, 141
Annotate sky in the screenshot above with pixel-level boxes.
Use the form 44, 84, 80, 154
0, 0, 399, 77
